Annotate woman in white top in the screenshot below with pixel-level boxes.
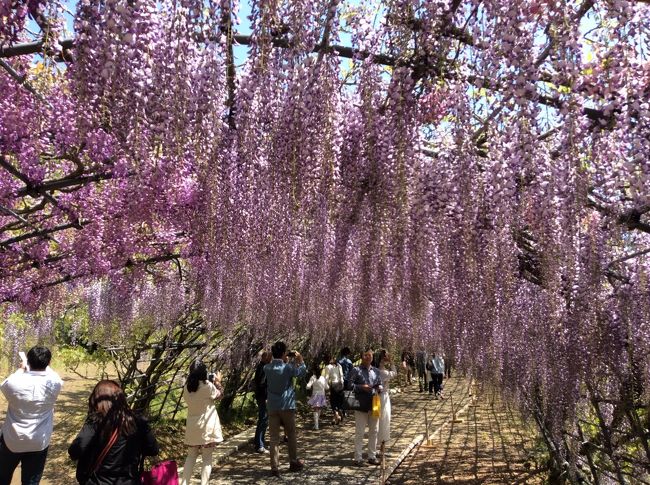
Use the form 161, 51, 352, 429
374, 349, 397, 446
324, 356, 345, 424
180, 361, 223, 485
306, 367, 329, 430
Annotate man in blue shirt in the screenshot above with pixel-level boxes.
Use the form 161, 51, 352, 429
264, 341, 306, 477
348, 348, 383, 466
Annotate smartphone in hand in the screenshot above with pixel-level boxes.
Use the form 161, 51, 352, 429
18, 351, 28, 369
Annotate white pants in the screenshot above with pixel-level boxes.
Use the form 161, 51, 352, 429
180, 446, 213, 485
354, 410, 379, 461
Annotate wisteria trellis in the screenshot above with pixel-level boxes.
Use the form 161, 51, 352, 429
1, 0, 650, 478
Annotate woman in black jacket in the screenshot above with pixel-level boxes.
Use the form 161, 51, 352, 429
69, 380, 159, 485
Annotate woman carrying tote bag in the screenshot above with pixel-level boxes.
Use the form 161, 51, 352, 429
179, 361, 224, 485
68, 380, 159, 485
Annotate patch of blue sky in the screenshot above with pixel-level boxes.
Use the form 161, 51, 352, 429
25, 0, 389, 77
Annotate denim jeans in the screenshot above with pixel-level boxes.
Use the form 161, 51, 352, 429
254, 398, 268, 450
0, 436, 48, 485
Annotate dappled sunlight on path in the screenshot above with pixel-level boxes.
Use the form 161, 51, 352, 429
389, 388, 545, 484
0, 367, 543, 485
204, 377, 474, 484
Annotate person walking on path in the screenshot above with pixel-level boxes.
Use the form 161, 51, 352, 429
415, 350, 428, 392
0, 346, 63, 485
374, 349, 397, 449
179, 361, 224, 485
444, 354, 453, 379
348, 348, 383, 466
306, 366, 329, 430
400, 350, 414, 386
254, 350, 272, 454
264, 341, 306, 477
338, 347, 353, 419
430, 353, 445, 399
68, 380, 159, 485
324, 356, 345, 424
426, 355, 435, 395
338, 347, 353, 389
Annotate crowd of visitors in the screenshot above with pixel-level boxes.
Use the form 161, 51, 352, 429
0, 343, 452, 483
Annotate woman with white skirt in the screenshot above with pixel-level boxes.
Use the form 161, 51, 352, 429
374, 349, 397, 448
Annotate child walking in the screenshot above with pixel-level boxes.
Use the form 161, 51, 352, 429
306, 369, 329, 430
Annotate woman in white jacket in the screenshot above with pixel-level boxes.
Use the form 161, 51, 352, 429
306, 367, 329, 430
374, 349, 397, 448
180, 361, 223, 485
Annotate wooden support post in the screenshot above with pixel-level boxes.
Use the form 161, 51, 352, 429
422, 408, 436, 447
451, 395, 463, 423
468, 377, 479, 407
424, 408, 430, 445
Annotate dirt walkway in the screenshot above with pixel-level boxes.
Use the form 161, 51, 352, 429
389, 389, 546, 484
1, 365, 545, 485
202, 377, 480, 484
197, 378, 545, 484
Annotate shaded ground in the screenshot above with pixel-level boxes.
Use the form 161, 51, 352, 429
1, 361, 546, 484
203, 377, 479, 484
200, 378, 547, 484
389, 389, 546, 484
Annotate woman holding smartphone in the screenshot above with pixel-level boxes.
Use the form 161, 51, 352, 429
179, 361, 223, 485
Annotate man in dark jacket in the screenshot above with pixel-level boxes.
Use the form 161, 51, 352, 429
254, 350, 272, 454
415, 350, 428, 392
338, 347, 354, 418
348, 348, 383, 466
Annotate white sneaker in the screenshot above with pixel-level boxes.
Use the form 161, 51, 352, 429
257, 447, 270, 454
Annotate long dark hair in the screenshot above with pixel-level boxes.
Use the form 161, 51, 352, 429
186, 360, 208, 393
88, 380, 136, 440
373, 348, 388, 368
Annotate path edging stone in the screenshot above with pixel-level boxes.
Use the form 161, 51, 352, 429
177, 425, 256, 478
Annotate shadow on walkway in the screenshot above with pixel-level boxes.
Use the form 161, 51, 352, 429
388, 388, 546, 485
204, 377, 472, 484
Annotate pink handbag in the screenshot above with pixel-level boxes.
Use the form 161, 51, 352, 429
140, 460, 178, 485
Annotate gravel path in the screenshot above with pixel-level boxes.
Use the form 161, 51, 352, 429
2, 364, 544, 485
202, 377, 473, 484
389, 388, 546, 484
